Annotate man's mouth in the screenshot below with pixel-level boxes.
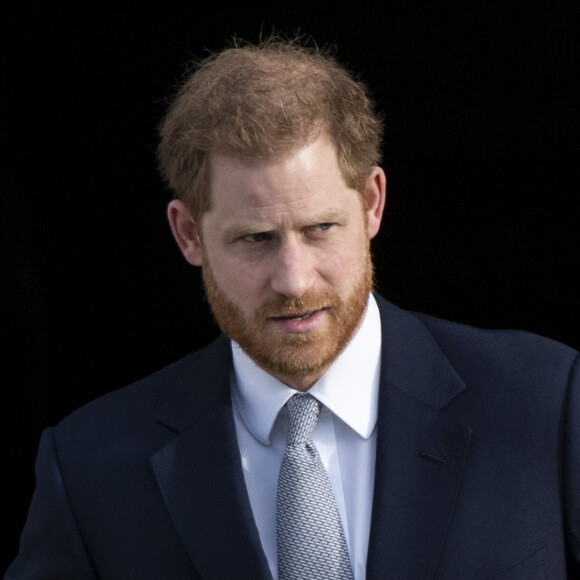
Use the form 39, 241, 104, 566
271, 308, 325, 321
279, 312, 315, 321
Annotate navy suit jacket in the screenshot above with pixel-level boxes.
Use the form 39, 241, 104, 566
6, 296, 580, 579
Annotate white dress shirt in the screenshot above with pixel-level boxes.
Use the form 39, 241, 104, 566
231, 294, 382, 580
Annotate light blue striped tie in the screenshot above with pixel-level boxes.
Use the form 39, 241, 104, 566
277, 394, 354, 580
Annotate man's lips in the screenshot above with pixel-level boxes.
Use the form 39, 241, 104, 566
271, 310, 318, 321
268, 308, 327, 332
270, 307, 327, 321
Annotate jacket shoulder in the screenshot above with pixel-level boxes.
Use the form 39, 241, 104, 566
374, 294, 579, 386
409, 310, 579, 394
54, 334, 231, 445
413, 309, 577, 360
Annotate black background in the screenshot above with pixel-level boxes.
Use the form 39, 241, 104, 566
2, 0, 578, 571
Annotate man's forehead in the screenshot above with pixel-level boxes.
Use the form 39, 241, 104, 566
208, 129, 334, 169
209, 148, 308, 171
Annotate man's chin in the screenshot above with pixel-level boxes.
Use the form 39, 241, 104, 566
241, 333, 342, 383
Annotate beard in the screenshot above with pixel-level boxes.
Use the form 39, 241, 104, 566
201, 249, 374, 383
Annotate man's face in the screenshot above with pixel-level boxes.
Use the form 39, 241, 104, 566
173, 133, 385, 390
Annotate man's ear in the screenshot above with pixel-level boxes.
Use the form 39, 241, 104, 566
363, 167, 387, 240
167, 199, 203, 266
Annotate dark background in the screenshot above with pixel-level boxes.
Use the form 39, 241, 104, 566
2, 0, 578, 571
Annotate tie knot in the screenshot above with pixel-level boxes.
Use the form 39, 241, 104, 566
285, 394, 321, 446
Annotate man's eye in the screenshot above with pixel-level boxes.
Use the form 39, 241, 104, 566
312, 223, 333, 231
242, 232, 269, 242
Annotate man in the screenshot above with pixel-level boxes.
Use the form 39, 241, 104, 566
6, 38, 580, 579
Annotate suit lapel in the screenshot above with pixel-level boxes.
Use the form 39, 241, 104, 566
367, 297, 472, 579
151, 335, 272, 579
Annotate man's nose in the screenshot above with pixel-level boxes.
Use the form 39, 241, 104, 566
270, 238, 314, 299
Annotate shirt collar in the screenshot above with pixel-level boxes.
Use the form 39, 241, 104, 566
231, 294, 382, 444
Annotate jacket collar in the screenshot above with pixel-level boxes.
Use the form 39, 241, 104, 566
374, 294, 466, 408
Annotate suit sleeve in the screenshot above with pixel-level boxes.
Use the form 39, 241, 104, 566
4, 428, 98, 580
565, 353, 580, 575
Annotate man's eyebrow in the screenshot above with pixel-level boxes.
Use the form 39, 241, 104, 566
223, 222, 277, 239
223, 210, 349, 239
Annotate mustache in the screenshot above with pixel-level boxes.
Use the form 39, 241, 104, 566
257, 291, 342, 318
